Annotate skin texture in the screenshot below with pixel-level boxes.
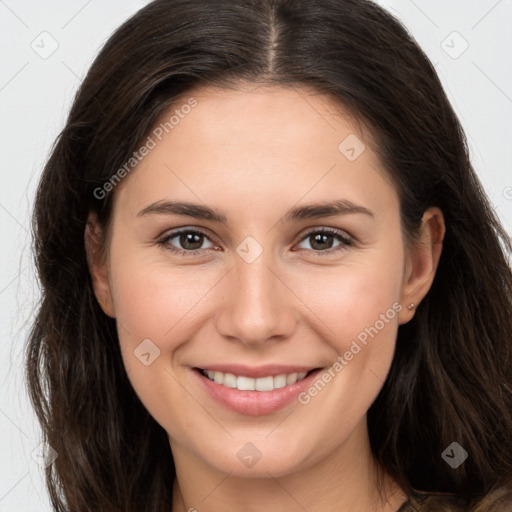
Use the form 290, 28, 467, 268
86, 85, 445, 512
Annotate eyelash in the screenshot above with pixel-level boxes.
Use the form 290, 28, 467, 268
157, 227, 354, 257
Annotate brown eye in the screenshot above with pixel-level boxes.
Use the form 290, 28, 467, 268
158, 229, 215, 254
178, 232, 204, 250
296, 228, 353, 254
309, 233, 335, 250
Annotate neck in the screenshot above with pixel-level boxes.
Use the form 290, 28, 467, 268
170, 419, 408, 512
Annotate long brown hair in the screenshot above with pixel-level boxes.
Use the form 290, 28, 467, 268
26, 0, 512, 510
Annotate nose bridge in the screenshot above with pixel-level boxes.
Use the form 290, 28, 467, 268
215, 246, 297, 345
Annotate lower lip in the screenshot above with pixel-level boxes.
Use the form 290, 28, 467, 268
193, 368, 322, 416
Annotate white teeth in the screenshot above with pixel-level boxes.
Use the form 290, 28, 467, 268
223, 373, 237, 388
286, 373, 298, 385
255, 376, 274, 391
273, 374, 287, 389
237, 375, 255, 391
201, 369, 311, 391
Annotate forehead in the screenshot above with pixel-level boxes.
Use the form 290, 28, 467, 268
164, 83, 367, 148
112, 84, 398, 225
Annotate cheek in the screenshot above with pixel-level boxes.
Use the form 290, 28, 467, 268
295, 255, 404, 350
110, 249, 218, 344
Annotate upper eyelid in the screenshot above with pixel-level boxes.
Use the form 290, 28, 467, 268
159, 226, 218, 241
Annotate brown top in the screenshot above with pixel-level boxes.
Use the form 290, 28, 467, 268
397, 498, 421, 511
395, 491, 468, 511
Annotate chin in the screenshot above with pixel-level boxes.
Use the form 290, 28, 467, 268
191, 431, 319, 479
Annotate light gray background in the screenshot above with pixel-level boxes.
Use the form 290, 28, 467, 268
1, 1, 511, 510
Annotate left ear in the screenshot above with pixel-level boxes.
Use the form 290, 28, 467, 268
399, 206, 445, 324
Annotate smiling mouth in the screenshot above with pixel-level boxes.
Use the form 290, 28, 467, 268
196, 368, 318, 391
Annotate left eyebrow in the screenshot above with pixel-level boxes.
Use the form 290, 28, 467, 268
283, 199, 375, 222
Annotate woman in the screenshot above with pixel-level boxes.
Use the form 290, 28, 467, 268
26, 0, 512, 510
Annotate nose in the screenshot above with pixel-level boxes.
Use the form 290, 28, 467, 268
214, 253, 298, 347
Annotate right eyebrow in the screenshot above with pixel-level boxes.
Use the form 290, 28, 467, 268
137, 200, 228, 224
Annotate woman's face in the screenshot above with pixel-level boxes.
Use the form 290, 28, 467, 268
88, 85, 442, 478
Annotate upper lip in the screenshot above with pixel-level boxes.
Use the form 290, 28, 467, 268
194, 364, 320, 379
